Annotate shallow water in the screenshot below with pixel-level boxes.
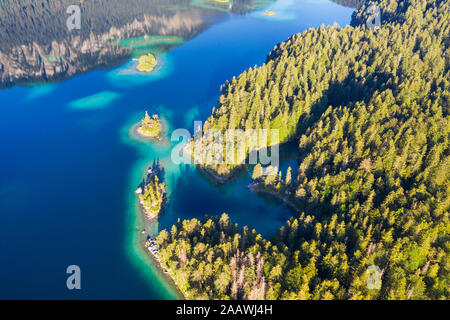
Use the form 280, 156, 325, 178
0, 0, 354, 299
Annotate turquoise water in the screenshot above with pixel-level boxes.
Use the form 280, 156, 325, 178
0, 0, 354, 299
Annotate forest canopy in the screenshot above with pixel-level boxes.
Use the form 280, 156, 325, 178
158, 0, 449, 300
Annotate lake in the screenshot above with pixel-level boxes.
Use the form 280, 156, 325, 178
0, 0, 354, 299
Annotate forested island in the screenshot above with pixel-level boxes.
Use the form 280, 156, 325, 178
157, 0, 449, 300
136, 111, 163, 140
264, 10, 276, 16
137, 54, 158, 73
135, 164, 166, 220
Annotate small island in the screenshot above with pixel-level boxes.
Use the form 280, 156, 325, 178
136, 111, 162, 140
136, 53, 157, 73
264, 10, 276, 16
135, 164, 166, 220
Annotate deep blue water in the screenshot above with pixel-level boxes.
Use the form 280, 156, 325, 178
0, 0, 353, 299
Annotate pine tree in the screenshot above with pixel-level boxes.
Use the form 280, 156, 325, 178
252, 163, 263, 180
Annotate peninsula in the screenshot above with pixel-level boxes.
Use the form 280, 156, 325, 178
154, 0, 450, 300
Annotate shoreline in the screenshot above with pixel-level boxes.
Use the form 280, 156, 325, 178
142, 236, 188, 300
198, 166, 235, 184
181, 141, 241, 184
130, 120, 185, 298
134, 194, 186, 299
248, 181, 301, 213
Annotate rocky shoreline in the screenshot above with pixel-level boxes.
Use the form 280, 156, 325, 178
144, 236, 188, 299
135, 189, 161, 220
